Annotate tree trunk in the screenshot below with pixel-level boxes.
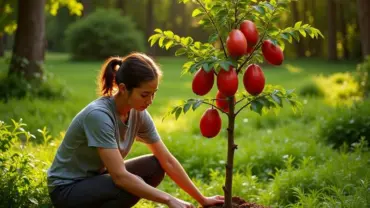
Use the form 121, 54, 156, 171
146, 0, 155, 56
328, 0, 337, 61
8, 0, 46, 79
338, 2, 349, 59
116, 0, 126, 15
291, 1, 305, 57
357, 0, 370, 58
80, 0, 94, 16
224, 97, 236, 208
0, 34, 4, 57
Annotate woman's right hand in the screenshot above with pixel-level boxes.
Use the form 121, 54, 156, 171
167, 196, 195, 208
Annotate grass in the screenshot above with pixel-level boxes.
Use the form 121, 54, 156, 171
1, 53, 369, 208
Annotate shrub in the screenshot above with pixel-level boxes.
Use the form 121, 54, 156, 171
0, 119, 51, 207
298, 79, 324, 98
65, 9, 145, 60
320, 99, 370, 149
0, 71, 69, 103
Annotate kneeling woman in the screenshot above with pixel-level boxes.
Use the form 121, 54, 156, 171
47, 52, 224, 208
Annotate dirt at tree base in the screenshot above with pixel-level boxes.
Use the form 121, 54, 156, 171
203, 196, 270, 208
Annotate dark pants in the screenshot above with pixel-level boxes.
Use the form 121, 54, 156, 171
49, 154, 165, 208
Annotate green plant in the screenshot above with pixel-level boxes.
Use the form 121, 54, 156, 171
149, 0, 323, 207
298, 79, 324, 97
320, 100, 370, 149
65, 8, 145, 60
0, 119, 51, 207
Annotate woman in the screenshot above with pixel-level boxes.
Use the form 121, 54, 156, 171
47, 52, 224, 208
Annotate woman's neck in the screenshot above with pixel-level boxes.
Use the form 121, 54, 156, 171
113, 93, 131, 119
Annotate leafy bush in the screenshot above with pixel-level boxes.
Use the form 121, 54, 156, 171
298, 79, 324, 98
0, 70, 69, 103
320, 100, 370, 149
65, 9, 145, 60
314, 72, 362, 106
0, 119, 51, 207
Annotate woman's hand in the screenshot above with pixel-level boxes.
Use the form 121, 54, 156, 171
167, 196, 195, 208
200, 195, 224, 207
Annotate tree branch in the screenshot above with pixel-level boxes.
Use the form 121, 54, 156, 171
202, 101, 227, 115
234, 94, 268, 116
195, 0, 228, 59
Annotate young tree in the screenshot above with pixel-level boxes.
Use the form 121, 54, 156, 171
149, 0, 323, 207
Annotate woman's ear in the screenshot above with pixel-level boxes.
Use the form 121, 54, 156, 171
118, 83, 127, 94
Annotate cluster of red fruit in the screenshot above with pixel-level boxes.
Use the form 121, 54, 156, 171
192, 20, 284, 138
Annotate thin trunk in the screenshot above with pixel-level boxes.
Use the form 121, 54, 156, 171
357, 0, 370, 58
338, 2, 349, 59
9, 0, 46, 79
328, 0, 337, 61
146, 0, 155, 56
0, 34, 4, 57
291, 1, 305, 57
116, 0, 126, 15
224, 97, 236, 208
80, 0, 94, 16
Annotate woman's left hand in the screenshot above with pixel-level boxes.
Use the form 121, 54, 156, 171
200, 195, 224, 207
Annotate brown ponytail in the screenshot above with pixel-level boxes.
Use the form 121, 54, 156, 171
97, 52, 163, 97
98, 57, 123, 96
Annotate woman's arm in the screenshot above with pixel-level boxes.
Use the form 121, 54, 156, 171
146, 140, 207, 205
98, 148, 172, 205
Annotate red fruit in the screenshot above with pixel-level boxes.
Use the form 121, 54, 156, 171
243, 64, 265, 96
240, 20, 259, 46
199, 108, 222, 138
215, 91, 236, 113
217, 66, 238, 96
262, 40, 284, 65
192, 68, 214, 96
226, 29, 248, 57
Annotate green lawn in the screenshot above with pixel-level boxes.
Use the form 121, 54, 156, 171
1, 53, 369, 208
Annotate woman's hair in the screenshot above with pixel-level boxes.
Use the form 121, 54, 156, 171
97, 52, 163, 96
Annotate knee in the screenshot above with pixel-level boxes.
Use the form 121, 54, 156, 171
149, 155, 165, 180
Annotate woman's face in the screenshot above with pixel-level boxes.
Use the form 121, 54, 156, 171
125, 78, 159, 111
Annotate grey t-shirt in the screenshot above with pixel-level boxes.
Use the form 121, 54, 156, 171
47, 96, 160, 193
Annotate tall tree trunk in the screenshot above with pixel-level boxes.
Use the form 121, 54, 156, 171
328, 0, 337, 61
116, 0, 126, 15
291, 1, 305, 57
338, 2, 349, 59
0, 34, 4, 57
146, 0, 155, 56
80, 0, 94, 16
357, 0, 370, 58
8, 0, 46, 79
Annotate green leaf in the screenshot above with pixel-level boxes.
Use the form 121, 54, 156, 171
192, 8, 204, 17
175, 48, 187, 56
175, 107, 182, 120
192, 100, 203, 110
299, 29, 306, 37
183, 103, 191, 113
165, 40, 174, 50
154, 28, 163, 33
159, 37, 165, 47
294, 21, 302, 29
264, 2, 274, 11
202, 63, 210, 72
164, 30, 174, 38
149, 34, 161, 47
251, 100, 263, 115
286, 89, 295, 95
280, 33, 292, 43
208, 33, 218, 43
253, 5, 265, 15
219, 61, 232, 71
271, 94, 283, 107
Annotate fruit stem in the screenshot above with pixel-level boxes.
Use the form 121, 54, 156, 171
224, 95, 236, 208
195, 0, 228, 59
201, 101, 227, 115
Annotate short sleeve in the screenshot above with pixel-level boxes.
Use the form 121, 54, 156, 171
83, 109, 118, 148
136, 110, 161, 144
